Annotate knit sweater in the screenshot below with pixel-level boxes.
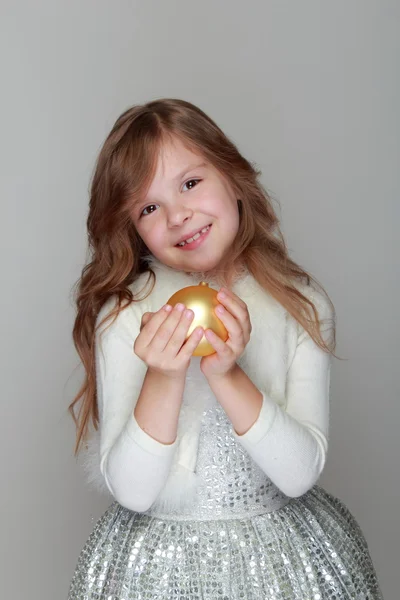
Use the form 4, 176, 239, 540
82, 256, 334, 514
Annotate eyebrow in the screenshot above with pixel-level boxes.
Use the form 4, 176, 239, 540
174, 161, 207, 181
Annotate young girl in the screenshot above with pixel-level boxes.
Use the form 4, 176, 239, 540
68, 98, 382, 599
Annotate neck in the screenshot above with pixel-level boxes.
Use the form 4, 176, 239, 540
144, 254, 249, 289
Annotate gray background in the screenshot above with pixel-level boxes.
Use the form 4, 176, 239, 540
1, 1, 398, 598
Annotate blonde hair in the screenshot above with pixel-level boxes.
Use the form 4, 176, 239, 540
69, 98, 338, 455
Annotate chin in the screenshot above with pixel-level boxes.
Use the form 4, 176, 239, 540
183, 254, 221, 270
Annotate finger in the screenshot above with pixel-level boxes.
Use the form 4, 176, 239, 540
140, 311, 155, 331
204, 328, 232, 355
141, 310, 159, 325
138, 305, 172, 344
214, 304, 243, 340
165, 307, 197, 355
179, 326, 204, 358
216, 293, 251, 333
148, 303, 187, 353
218, 286, 239, 300
218, 288, 247, 310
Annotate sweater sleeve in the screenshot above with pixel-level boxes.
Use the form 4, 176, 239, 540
95, 298, 178, 512
232, 288, 334, 498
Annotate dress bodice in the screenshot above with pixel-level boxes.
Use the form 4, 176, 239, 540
145, 397, 290, 521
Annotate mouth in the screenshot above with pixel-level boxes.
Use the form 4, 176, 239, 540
175, 224, 212, 248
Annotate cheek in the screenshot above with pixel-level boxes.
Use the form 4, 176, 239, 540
137, 222, 161, 247
200, 188, 230, 214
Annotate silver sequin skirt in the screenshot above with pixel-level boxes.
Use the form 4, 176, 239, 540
68, 485, 382, 599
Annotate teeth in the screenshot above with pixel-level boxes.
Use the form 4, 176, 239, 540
177, 225, 210, 246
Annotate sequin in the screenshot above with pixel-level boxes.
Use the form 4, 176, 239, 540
68, 400, 382, 598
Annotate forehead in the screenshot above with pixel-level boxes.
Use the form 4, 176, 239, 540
152, 137, 206, 180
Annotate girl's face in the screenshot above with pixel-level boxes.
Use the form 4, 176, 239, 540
131, 137, 240, 274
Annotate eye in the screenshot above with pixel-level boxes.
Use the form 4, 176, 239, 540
182, 178, 201, 192
140, 204, 158, 217
139, 179, 201, 217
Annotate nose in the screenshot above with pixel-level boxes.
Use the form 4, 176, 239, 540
167, 203, 193, 228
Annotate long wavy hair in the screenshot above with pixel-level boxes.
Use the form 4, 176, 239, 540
69, 98, 339, 456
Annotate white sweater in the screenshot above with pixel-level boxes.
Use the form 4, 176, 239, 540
84, 256, 334, 513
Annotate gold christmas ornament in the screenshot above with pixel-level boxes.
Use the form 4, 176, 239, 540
166, 282, 229, 356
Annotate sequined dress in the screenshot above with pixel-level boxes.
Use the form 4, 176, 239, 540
68, 396, 382, 599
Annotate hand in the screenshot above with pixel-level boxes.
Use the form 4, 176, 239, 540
134, 303, 204, 379
200, 287, 252, 380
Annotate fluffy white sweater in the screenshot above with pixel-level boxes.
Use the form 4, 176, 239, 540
82, 256, 334, 513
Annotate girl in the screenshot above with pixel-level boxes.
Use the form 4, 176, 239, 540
68, 98, 382, 599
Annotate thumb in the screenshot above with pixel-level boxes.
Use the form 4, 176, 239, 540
140, 311, 154, 331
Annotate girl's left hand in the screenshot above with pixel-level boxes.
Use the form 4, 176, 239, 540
200, 287, 252, 380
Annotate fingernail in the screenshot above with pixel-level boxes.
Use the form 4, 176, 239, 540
216, 305, 224, 314
218, 291, 226, 299
163, 304, 172, 312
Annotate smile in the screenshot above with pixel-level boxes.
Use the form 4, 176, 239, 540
176, 224, 212, 250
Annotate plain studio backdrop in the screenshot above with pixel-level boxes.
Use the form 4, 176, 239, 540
1, 1, 398, 598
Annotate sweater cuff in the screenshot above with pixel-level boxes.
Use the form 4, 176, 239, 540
232, 391, 277, 446
124, 412, 179, 457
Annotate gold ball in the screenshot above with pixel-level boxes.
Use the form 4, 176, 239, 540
166, 282, 228, 356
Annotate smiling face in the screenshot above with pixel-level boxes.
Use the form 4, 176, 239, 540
130, 136, 240, 275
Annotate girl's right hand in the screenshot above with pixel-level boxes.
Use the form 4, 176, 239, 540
133, 303, 204, 378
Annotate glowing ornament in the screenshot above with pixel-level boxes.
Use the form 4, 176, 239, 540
166, 282, 228, 356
